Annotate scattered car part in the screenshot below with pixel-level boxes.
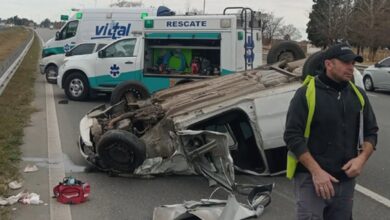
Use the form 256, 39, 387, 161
152, 183, 273, 220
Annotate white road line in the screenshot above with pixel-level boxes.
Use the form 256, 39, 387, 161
355, 184, 390, 208
46, 82, 72, 219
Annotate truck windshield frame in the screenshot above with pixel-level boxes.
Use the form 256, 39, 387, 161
57, 20, 79, 40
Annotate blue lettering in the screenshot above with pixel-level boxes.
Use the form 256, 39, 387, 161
91, 23, 131, 40
167, 21, 172, 27
95, 25, 105, 35
125, 24, 131, 36
201, 21, 206, 26
111, 23, 119, 39
103, 24, 108, 35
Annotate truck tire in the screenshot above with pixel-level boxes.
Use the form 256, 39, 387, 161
302, 51, 325, 80
97, 130, 146, 173
64, 72, 90, 101
45, 65, 58, 84
110, 81, 150, 105
267, 41, 306, 64
175, 79, 193, 86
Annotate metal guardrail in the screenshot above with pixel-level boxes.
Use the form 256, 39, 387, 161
0, 28, 34, 95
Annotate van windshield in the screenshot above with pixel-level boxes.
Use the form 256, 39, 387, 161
57, 20, 79, 40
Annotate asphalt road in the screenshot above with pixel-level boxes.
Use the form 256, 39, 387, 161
13, 29, 390, 220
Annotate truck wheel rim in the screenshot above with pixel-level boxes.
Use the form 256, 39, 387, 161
278, 51, 294, 62
69, 78, 84, 97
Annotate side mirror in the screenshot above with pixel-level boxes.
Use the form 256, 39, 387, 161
65, 51, 72, 57
55, 31, 60, 40
374, 63, 382, 68
98, 50, 106, 58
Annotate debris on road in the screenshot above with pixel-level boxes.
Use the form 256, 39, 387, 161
153, 184, 273, 220
0, 191, 24, 206
8, 180, 23, 190
0, 191, 44, 206
23, 164, 38, 173
53, 176, 90, 204
19, 192, 43, 205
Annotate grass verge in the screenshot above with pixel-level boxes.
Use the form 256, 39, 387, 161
0, 30, 39, 219
0, 27, 30, 62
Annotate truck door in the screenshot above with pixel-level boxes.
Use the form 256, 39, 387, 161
55, 20, 79, 54
94, 38, 140, 87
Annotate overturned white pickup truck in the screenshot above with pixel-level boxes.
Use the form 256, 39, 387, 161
78, 55, 363, 190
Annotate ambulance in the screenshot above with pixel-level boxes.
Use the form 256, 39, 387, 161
42, 6, 174, 58
58, 8, 264, 101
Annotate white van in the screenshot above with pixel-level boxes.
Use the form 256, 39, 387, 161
57, 10, 264, 101
42, 6, 174, 58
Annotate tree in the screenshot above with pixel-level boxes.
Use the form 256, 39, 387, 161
307, 0, 353, 47
349, 0, 390, 60
40, 18, 51, 28
110, 1, 143, 7
276, 24, 302, 41
260, 12, 283, 44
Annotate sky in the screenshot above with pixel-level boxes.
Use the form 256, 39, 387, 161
0, 0, 313, 38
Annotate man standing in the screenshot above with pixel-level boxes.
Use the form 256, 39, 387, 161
284, 43, 378, 220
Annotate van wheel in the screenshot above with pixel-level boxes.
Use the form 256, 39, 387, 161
97, 130, 146, 173
364, 76, 375, 91
110, 81, 150, 105
64, 72, 90, 101
267, 41, 306, 64
45, 65, 58, 84
302, 51, 325, 81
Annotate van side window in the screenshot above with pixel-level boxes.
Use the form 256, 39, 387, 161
104, 39, 136, 58
59, 20, 79, 40
70, 43, 95, 55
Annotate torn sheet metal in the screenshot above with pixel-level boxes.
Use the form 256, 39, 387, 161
153, 183, 273, 220
178, 130, 235, 191
153, 195, 261, 220
134, 152, 195, 175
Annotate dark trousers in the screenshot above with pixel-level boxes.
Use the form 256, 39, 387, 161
294, 173, 356, 220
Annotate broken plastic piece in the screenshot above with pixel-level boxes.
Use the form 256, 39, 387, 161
0, 192, 25, 206
19, 192, 43, 205
8, 180, 23, 190
24, 164, 39, 173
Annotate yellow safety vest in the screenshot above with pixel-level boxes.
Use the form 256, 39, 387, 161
286, 75, 365, 180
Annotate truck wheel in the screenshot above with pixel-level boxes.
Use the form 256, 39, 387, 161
97, 130, 146, 173
110, 81, 150, 105
45, 65, 58, 84
175, 79, 193, 86
267, 41, 306, 64
302, 51, 325, 81
64, 72, 90, 101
